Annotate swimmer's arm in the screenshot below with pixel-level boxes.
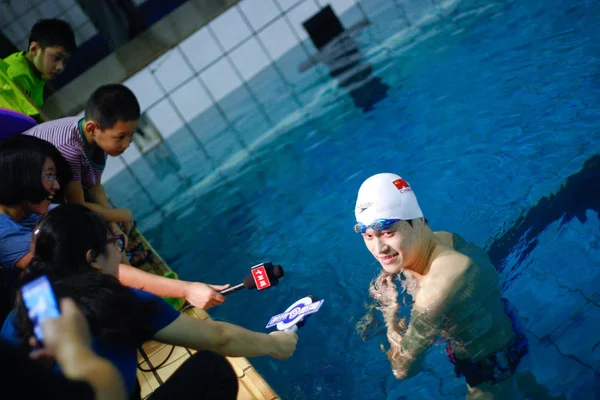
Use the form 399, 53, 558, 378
392, 255, 470, 379
119, 263, 184, 294
391, 307, 444, 379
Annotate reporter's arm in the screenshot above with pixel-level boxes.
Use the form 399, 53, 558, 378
119, 263, 228, 309
154, 313, 297, 359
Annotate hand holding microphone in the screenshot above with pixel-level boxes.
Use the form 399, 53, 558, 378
219, 262, 284, 295
180, 262, 284, 312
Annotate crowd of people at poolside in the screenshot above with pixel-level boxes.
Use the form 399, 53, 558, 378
1, 18, 298, 400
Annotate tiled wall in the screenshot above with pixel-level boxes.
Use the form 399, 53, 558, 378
103, 0, 424, 182
0, 0, 98, 50
2, 0, 445, 187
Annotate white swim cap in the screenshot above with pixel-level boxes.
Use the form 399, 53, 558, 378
354, 173, 424, 225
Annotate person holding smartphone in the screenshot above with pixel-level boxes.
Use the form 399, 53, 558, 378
1, 204, 298, 398
1, 297, 127, 400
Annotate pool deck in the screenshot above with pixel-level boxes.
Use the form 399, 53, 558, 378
130, 228, 280, 399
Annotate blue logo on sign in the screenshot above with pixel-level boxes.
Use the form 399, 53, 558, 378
266, 299, 324, 329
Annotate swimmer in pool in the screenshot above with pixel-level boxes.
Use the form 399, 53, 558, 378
354, 173, 562, 399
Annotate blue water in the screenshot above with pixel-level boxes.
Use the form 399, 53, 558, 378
106, 0, 600, 398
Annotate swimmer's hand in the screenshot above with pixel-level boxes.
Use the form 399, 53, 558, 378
268, 331, 298, 360
183, 282, 230, 310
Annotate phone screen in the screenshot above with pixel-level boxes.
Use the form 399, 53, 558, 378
21, 275, 60, 342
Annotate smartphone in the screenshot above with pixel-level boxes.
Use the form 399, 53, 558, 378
21, 275, 60, 343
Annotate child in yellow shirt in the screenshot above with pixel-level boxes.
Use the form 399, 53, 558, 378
2, 19, 76, 119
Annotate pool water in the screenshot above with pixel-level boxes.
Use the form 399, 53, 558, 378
106, 0, 600, 398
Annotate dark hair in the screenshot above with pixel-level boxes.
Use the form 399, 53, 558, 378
22, 203, 159, 345
29, 19, 76, 55
0, 135, 71, 205
84, 84, 140, 129
16, 261, 158, 347
33, 204, 108, 274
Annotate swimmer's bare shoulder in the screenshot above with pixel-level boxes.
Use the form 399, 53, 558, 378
434, 231, 475, 251
416, 250, 473, 311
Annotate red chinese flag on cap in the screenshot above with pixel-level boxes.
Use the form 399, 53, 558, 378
392, 178, 409, 190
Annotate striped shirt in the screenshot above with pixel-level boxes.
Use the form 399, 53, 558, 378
23, 116, 106, 189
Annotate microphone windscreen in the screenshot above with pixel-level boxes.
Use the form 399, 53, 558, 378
243, 274, 256, 289
272, 265, 284, 279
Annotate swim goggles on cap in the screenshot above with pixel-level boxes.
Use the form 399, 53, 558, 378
354, 218, 401, 234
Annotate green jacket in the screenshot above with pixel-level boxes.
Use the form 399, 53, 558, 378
1, 52, 45, 114
0, 59, 40, 119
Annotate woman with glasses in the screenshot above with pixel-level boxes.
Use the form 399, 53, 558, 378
0, 135, 71, 321
0, 135, 237, 320
2, 204, 298, 399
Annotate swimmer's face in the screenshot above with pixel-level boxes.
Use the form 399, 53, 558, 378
362, 221, 418, 273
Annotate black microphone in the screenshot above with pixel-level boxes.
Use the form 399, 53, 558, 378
219, 263, 285, 296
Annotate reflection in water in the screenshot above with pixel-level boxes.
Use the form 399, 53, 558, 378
140, 142, 183, 181
299, 6, 389, 112
487, 154, 600, 270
